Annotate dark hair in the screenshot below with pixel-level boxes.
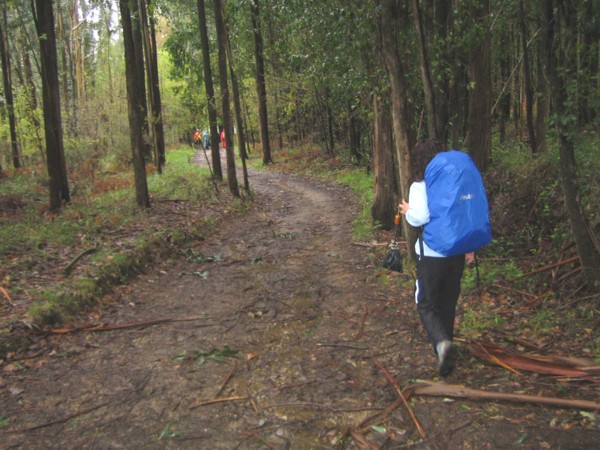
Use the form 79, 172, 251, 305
411, 139, 445, 181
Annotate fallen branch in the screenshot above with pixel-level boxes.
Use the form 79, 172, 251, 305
404, 381, 600, 411
48, 316, 211, 334
353, 306, 367, 340
465, 341, 600, 378
516, 256, 579, 280
64, 245, 99, 276
374, 360, 427, 440
7, 401, 110, 433
316, 343, 368, 350
190, 396, 248, 409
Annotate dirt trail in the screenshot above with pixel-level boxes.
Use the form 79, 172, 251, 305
1, 163, 598, 449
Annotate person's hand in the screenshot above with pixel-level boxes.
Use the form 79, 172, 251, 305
465, 252, 475, 264
400, 199, 409, 215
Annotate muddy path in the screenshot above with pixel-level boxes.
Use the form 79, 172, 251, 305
1, 161, 598, 449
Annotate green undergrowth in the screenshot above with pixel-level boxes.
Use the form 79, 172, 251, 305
0, 147, 235, 334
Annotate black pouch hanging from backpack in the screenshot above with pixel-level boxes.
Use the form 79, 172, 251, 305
383, 240, 403, 272
383, 206, 403, 273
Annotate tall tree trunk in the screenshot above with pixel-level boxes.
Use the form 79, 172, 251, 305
196, 0, 222, 180
119, 0, 149, 208
534, 48, 549, 153
139, 0, 165, 172
371, 93, 398, 231
220, 1, 249, 191
465, 0, 492, 172
129, 0, 151, 162
214, 0, 239, 197
0, 3, 20, 168
540, 0, 600, 292
33, 0, 70, 212
519, 0, 537, 154
250, 0, 272, 165
412, 0, 437, 139
380, 0, 417, 259
13, 28, 44, 160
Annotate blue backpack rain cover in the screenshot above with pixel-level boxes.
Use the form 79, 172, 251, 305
423, 150, 492, 256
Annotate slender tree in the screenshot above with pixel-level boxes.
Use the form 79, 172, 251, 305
214, 0, 239, 197
220, 1, 249, 191
250, 0, 272, 165
371, 92, 398, 231
519, 0, 537, 154
196, 0, 222, 180
119, 0, 150, 208
33, 0, 70, 212
139, 0, 166, 171
540, 0, 600, 292
380, 0, 417, 258
0, 2, 20, 168
465, 0, 492, 171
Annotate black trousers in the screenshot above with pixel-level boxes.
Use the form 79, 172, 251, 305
416, 254, 465, 351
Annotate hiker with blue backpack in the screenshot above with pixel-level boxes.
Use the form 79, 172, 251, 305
400, 139, 492, 377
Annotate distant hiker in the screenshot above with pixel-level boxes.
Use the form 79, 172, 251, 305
400, 139, 491, 377
203, 130, 210, 150
219, 126, 226, 150
193, 128, 202, 148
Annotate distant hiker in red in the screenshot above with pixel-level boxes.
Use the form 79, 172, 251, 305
219, 128, 226, 150
193, 128, 201, 147
400, 139, 491, 377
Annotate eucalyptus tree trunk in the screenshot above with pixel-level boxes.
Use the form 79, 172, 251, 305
119, 0, 149, 208
0, 4, 20, 168
250, 0, 272, 165
220, 1, 249, 191
33, 0, 70, 211
214, 0, 239, 197
519, 0, 537, 155
139, 0, 165, 171
380, 0, 417, 259
465, 0, 492, 172
196, 0, 222, 180
412, 0, 437, 139
371, 93, 398, 231
540, 1, 600, 293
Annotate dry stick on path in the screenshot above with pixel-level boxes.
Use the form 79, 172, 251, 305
404, 381, 600, 410
353, 305, 367, 340
373, 360, 427, 440
48, 316, 212, 334
189, 396, 248, 409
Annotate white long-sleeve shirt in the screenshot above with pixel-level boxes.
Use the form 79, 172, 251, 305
405, 181, 444, 257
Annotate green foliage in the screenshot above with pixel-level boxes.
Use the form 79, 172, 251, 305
0, 147, 223, 328
335, 170, 375, 241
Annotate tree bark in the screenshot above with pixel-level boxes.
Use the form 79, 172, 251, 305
540, 0, 600, 292
371, 93, 398, 231
0, 3, 20, 168
33, 0, 70, 212
139, 0, 166, 171
220, 1, 249, 191
465, 0, 492, 172
412, 0, 437, 139
250, 0, 272, 165
196, 0, 223, 180
214, 0, 239, 197
519, 0, 537, 154
119, 0, 149, 208
380, 0, 417, 259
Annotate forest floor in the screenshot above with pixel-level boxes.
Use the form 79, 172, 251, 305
0, 149, 599, 449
